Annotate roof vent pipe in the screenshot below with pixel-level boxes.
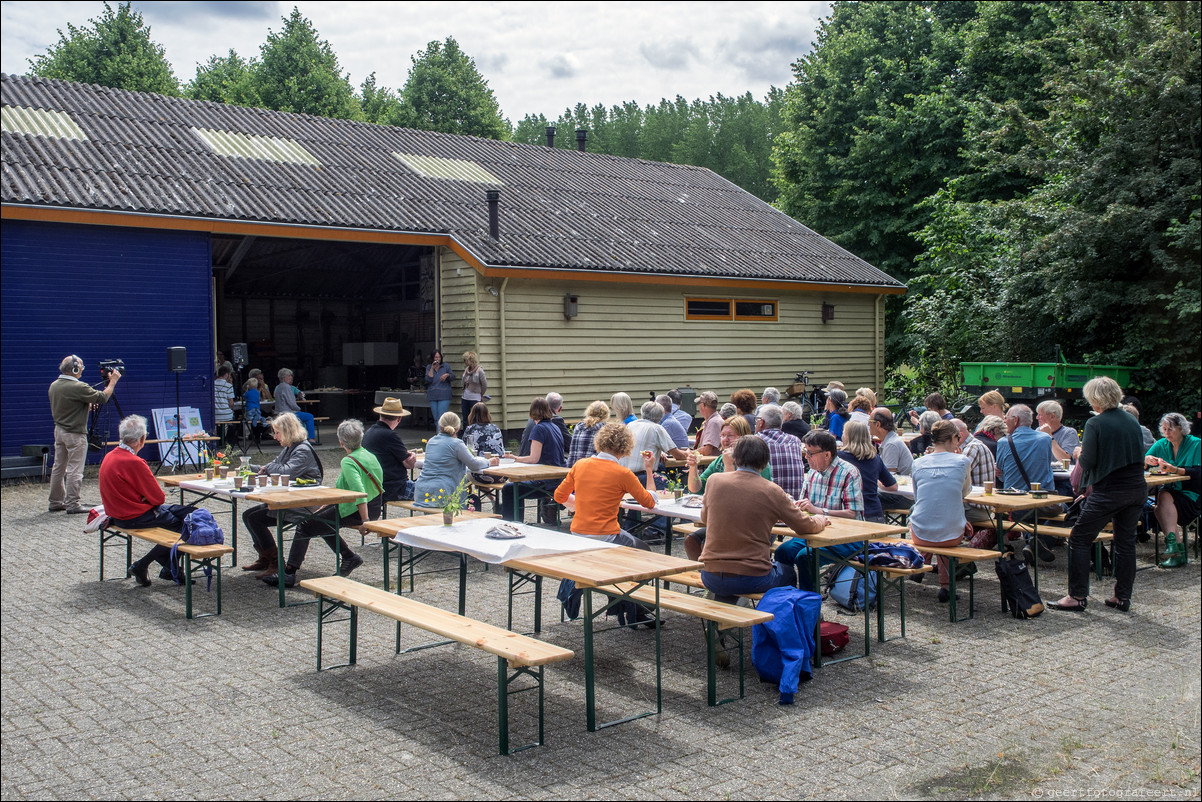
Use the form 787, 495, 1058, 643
576, 128, 588, 152
546, 126, 556, 148
486, 189, 500, 240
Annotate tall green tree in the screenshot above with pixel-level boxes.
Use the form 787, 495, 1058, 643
27, 1, 180, 95
772, 1, 976, 360
253, 7, 362, 120
396, 37, 510, 139
910, 1, 1201, 413
186, 50, 260, 107
359, 73, 405, 126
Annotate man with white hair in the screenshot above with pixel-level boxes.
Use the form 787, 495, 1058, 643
1037, 400, 1080, 495
520, 391, 569, 457
619, 401, 687, 476
996, 404, 1060, 562
953, 418, 997, 529
48, 354, 121, 513
99, 415, 197, 586
754, 404, 807, 499
656, 394, 690, 449
781, 401, 811, 440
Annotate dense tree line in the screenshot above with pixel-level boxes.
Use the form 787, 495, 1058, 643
26, 2, 1200, 411
511, 91, 785, 202
775, 0, 1200, 413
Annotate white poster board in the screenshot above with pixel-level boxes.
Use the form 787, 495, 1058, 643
152, 406, 205, 466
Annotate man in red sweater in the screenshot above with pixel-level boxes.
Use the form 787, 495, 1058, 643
99, 415, 195, 587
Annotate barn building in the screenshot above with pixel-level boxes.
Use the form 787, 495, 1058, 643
1, 73, 904, 456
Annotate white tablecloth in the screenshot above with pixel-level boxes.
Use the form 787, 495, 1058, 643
618, 494, 704, 523
390, 518, 616, 564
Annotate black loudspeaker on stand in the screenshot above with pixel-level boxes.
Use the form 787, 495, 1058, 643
160, 346, 195, 473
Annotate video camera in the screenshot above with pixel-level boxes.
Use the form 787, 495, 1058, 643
98, 359, 126, 379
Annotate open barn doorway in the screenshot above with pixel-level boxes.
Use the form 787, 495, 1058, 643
211, 233, 437, 424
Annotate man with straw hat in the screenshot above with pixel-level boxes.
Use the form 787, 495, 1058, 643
363, 397, 418, 501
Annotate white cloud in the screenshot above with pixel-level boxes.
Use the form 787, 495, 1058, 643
1, 0, 831, 118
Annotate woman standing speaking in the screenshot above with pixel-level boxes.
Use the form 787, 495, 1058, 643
425, 350, 454, 425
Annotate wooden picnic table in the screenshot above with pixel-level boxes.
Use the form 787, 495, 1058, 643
244, 486, 367, 607
505, 545, 702, 732
483, 463, 571, 523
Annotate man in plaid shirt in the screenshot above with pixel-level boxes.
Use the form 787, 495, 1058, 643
774, 430, 865, 591
955, 418, 999, 547
754, 404, 807, 498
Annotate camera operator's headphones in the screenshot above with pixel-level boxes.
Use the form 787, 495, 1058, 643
70, 356, 82, 375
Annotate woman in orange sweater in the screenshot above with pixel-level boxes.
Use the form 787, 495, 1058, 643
554, 422, 658, 548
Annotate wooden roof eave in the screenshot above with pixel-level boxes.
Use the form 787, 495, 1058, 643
0, 203, 907, 296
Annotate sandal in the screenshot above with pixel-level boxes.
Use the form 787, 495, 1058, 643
1104, 597, 1130, 612
1048, 596, 1088, 612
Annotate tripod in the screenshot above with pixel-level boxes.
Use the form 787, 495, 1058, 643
86, 381, 124, 452
157, 371, 198, 475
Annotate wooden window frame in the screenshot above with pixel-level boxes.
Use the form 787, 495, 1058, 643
685, 297, 778, 322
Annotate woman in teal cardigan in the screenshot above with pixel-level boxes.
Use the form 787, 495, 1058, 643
1145, 412, 1201, 546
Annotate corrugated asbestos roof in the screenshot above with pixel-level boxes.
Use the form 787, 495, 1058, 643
1, 73, 903, 288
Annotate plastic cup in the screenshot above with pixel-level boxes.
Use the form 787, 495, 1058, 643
1030, 482, 1041, 493
281, 475, 291, 487
984, 481, 994, 495
1061, 459, 1071, 471
204, 468, 214, 480
257, 475, 269, 488
270, 473, 282, 486
218, 466, 229, 479
233, 476, 244, 490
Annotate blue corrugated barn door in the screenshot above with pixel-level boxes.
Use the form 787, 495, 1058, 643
1, 219, 213, 459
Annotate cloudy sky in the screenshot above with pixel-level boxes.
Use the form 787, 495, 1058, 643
1, 1, 829, 121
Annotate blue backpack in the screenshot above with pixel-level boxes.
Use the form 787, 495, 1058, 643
827, 564, 878, 612
171, 509, 224, 590
864, 542, 925, 570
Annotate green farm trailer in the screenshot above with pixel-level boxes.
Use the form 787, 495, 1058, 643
960, 358, 1135, 404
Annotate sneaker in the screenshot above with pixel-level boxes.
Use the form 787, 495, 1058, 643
262, 571, 297, 588
127, 562, 151, 587
937, 588, 961, 603
338, 553, 364, 578
65, 506, 90, 515
1021, 545, 1036, 566
48, 504, 66, 512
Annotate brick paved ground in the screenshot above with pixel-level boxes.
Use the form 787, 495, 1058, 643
2, 452, 1199, 800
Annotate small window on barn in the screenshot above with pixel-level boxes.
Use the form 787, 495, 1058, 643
686, 298, 777, 322
686, 298, 733, 320
734, 300, 777, 321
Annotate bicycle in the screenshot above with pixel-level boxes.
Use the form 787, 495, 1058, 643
785, 371, 826, 420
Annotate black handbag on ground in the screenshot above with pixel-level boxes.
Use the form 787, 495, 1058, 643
995, 550, 1044, 619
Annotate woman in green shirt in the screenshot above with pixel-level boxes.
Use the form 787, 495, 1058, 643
1145, 412, 1201, 544
684, 415, 771, 494
266, 419, 382, 588
682, 415, 770, 561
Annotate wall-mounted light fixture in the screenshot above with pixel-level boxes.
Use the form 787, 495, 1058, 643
487, 285, 499, 297
821, 303, 835, 323
564, 294, 579, 319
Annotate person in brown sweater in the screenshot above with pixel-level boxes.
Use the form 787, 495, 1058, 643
697, 436, 829, 603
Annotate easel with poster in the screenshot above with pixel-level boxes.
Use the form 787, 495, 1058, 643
152, 406, 205, 468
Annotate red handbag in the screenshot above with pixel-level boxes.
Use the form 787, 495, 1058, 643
820, 621, 850, 655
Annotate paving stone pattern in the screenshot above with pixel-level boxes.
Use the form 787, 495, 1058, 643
2, 454, 1200, 800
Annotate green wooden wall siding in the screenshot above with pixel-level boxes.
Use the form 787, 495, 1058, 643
438, 250, 885, 430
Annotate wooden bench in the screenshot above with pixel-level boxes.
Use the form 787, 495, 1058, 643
467, 477, 509, 515
873, 538, 1002, 623
1002, 521, 1114, 578
311, 416, 331, 444
847, 560, 934, 642
99, 525, 233, 619
298, 576, 574, 754
594, 581, 772, 706
659, 569, 764, 602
